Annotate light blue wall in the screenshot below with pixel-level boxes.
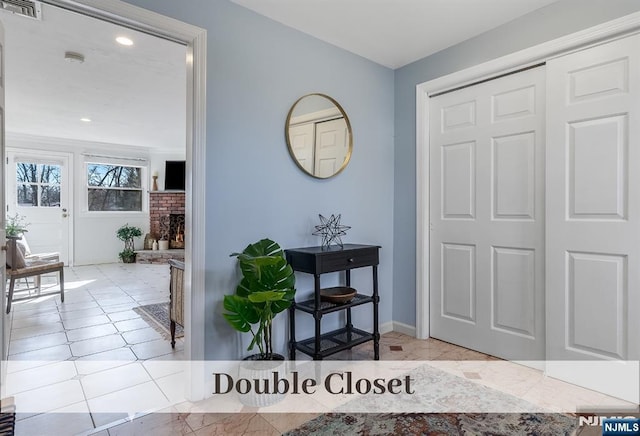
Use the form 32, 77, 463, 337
123, 0, 394, 359
392, 0, 640, 326
121, 0, 640, 347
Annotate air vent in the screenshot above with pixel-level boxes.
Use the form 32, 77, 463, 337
0, 0, 42, 20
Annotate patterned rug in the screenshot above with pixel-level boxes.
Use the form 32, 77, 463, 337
284, 412, 577, 435
284, 363, 578, 435
133, 302, 184, 340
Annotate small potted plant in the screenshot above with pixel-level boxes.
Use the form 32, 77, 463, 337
223, 238, 296, 360
5, 213, 29, 237
116, 224, 142, 263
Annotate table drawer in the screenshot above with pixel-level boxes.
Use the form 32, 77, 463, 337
319, 247, 378, 273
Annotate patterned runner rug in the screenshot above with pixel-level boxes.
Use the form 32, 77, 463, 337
284, 412, 576, 435
133, 302, 184, 341
284, 362, 578, 435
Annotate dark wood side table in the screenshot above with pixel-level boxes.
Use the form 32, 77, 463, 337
285, 244, 380, 360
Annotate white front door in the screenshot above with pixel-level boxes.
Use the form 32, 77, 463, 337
429, 67, 546, 360
546, 35, 640, 364
6, 150, 72, 265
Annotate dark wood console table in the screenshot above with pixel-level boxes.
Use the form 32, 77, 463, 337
285, 244, 380, 360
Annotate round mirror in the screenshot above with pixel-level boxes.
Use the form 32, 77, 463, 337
285, 93, 352, 179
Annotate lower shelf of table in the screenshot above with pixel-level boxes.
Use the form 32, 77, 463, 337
292, 326, 374, 359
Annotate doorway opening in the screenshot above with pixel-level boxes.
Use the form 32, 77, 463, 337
0, 0, 207, 424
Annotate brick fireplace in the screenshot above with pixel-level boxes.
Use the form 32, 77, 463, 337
141, 191, 185, 263
140, 191, 186, 263
149, 191, 185, 240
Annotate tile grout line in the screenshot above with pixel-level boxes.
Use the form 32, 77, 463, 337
70, 359, 98, 432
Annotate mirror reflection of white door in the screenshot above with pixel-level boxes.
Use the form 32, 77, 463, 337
288, 123, 315, 174
6, 150, 71, 265
314, 117, 349, 178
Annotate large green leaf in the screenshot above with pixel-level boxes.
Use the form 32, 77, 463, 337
271, 288, 296, 314
248, 290, 286, 303
222, 295, 259, 332
241, 239, 284, 258
233, 240, 295, 297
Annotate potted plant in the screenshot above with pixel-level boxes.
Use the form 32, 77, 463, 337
116, 224, 142, 263
223, 238, 296, 360
5, 213, 29, 237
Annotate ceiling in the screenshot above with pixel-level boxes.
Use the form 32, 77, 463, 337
232, 0, 561, 69
0, 1, 560, 151
1, 3, 186, 151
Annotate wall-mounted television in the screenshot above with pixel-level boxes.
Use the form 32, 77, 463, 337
164, 160, 186, 191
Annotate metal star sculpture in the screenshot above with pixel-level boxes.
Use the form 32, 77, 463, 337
313, 214, 351, 248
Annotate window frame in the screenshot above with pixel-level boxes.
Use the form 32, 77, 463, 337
84, 161, 148, 215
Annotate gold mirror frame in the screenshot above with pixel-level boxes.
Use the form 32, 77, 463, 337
285, 93, 353, 179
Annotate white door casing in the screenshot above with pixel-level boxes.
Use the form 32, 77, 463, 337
429, 67, 546, 360
6, 150, 72, 265
0, 20, 7, 363
546, 34, 640, 363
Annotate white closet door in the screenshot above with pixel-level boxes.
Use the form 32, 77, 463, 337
430, 67, 546, 360
546, 34, 640, 364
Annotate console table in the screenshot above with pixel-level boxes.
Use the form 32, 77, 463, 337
285, 244, 380, 360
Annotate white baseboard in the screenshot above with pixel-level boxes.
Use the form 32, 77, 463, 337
392, 321, 416, 337
379, 321, 394, 335
379, 321, 417, 337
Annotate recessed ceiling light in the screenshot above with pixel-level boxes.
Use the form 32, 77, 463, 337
80, 117, 92, 123
116, 36, 133, 46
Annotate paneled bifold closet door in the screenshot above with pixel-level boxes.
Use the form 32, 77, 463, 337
546, 34, 640, 364
429, 67, 546, 361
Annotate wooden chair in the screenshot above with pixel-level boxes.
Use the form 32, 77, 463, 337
0, 396, 16, 436
169, 259, 184, 348
5, 235, 64, 314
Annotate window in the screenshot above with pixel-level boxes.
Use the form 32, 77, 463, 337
16, 162, 61, 207
87, 163, 143, 212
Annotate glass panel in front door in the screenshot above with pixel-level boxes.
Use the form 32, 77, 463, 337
16, 162, 61, 207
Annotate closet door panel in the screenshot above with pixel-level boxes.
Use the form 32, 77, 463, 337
546, 35, 640, 369
430, 67, 546, 360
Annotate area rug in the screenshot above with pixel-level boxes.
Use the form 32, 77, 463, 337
284, 363, 578, 435
133, 302, 184, 341
284, 412, 577, 435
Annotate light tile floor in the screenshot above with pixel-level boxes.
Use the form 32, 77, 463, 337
4, 263, 184, 434
4, 265, 636, 435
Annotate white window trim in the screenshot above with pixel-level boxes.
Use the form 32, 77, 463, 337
82, 160, 149, 216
